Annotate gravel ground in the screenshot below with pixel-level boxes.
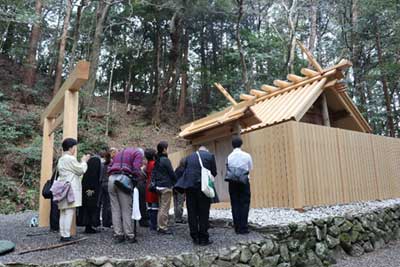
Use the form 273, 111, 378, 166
333, 240, 400, 267
0, 211, 263, 264
210, 198, 400, 227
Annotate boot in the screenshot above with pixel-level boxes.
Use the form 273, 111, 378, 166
148, 209, 158, 231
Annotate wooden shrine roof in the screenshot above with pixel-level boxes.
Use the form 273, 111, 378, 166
179, 42, 372, 141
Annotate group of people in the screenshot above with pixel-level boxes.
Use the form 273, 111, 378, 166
53, 135, 253, 246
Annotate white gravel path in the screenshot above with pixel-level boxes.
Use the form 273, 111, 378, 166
209, 198, 400, 227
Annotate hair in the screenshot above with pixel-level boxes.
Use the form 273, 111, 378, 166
157, 141, 168, 154
178, 157, 186, 168
232, 136, 243, 148
62, 138, 78, 152
145, 148, 156, 161
100, 151, 111, 165
198, 145, 209, 152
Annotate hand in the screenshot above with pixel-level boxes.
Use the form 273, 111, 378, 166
86, 189, 95, 197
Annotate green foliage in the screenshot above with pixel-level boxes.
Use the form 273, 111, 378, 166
0, 177, 37, 214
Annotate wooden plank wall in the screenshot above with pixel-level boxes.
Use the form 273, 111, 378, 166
169, 121, 400, 209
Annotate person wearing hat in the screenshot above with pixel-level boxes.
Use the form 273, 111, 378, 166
57, 138, 90, 242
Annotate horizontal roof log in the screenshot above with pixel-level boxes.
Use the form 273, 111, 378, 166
301, 68, 319, 77
287, 74, 306, 83
240, 94, 256, 101
40, 61, 89, 125
250, 89, 267, 97
273, 79, 292, 88
255, 69, 337, 103
261, 84, 279, 93
214, 83, 238, 105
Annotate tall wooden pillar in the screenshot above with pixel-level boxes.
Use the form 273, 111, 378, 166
63, 89, 79, 235
321, 93, 330, 127
39, 118, 55, 227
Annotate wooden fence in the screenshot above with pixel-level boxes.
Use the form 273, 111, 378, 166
169, 121, 400, 208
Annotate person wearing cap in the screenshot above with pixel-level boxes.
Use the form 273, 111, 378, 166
57, 138, 90, 242
107, 147, 144, 243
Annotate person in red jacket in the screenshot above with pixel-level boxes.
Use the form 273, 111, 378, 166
144, 148, 159, 230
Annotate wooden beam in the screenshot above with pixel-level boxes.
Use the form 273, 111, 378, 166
296, 39, 323, 72
287, 74, 306, 83
63, 89, 79, 235
321, 93, 330, 127
273, 79, 292, 89
40, 61, 90, 125
301, 68, 319, 77
39, 118, 55, 227
255, 70, 336, 104
261, 84, 279, 93
214, 83, 238, 105
48, 112, 64, 135
250, 89, 267, 97
240, 94, 256, 101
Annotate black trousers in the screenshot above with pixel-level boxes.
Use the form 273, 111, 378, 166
186, 188, 211, 242
229, 181, 251, 233
100, 185, 112, 227
137, 180, 149, 226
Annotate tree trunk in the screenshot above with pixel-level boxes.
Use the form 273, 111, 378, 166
69, 0, 86, 72
1, 22, 14, 55
177, 27, 189, 117
375, 21, 395, 137
152, 12, 182, 126
236, 0, 249, 91
284, 0, 298, 74
124, 65, 132, 106
308, 0, 318, 54
53, 0, 73, 94
85, 0, 112, 107
200, 21, 208, 106
351, 0, 367, 117
153, 20, 161, 97
24, 0, 42, 88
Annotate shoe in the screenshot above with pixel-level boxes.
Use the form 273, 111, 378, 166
238, 229, 250, 235
158, 229, 173, 235
85, 227, 98, 234
127, 236, 137, 243
175, 220, 186, 224
199, 240, 213, 246
192, 238, 200, 245
114, 235, 125, 244
60, 236, 72, 242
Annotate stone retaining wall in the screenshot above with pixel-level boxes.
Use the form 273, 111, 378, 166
4, 205, 400, 267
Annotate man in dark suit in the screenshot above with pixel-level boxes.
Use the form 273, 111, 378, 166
175, 146, 217, 246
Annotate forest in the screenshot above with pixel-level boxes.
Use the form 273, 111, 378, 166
0, 0, 399, 134
0, 0, 399, 212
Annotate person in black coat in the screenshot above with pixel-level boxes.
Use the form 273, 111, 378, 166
174, 157, 186, 223
77, 155, 102, 233
175, 146, 217, 246
98, 151, 112, 227
153, 141, 176, 234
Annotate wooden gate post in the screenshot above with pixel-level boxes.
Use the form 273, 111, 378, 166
38, 118, 55, 227
38, 60, 89, 228
63, 89, 79, 235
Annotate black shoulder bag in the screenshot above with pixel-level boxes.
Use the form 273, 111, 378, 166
42, 164, 58, 199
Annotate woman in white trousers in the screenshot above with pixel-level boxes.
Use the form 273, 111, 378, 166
57, 138, 89, 242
